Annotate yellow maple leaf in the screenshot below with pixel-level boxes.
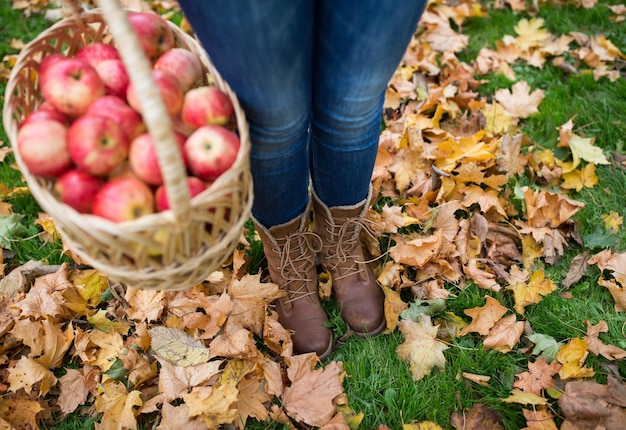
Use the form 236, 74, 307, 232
403, 421, 446, 430
561, 163, 599, 191
483, 102, 517, 135
510, 269, 557, 314
183, 384, 239, 427
396, 315, 449, 381
557, 338, 595, 379
435, 131, 496, 172
94, 377, 143, 430
602, 211, 623, 232
501, 388, 548, 405
381, 284, 408, 334
514, 18, 551, 52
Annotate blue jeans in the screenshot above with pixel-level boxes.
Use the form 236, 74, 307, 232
177, 0, 426, 227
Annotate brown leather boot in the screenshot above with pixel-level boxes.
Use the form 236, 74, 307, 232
312, 190, 386, 337
253, 207, 333, 359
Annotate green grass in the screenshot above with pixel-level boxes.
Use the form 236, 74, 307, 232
1, 0, 625, 429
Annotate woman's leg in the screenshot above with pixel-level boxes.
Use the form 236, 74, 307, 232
310, 1, 426, 335
177, 0, 314, 227
310, 0, 427, 206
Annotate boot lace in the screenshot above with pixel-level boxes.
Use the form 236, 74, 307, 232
322, 217, 376, 281
274, 232, 322, 304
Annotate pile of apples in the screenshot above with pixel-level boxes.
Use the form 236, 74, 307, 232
17, 11, 240, 223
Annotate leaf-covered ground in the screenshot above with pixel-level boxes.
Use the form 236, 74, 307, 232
1, 0, 626, 429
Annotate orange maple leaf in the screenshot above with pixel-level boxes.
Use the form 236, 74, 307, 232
460, 296, 508, 336
513, 358, 562, 395
483, 314, 524, 353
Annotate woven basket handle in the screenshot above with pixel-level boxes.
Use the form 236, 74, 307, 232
62, 0, 192, 223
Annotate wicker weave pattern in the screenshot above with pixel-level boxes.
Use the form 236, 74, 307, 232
2, 6, 252, 291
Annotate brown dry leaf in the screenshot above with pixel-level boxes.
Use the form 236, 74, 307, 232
557, 337, 595, 379
558, 377, 626, 430
263, 310, 293, 357
157, 403, 207, 430
182, 384, 239, 428
585, 320, 626, 360
589, 249, 626, 288
235, 373, 272, 425
450, 402, 504, 430
465, 259, 500, 291
388, 231, 443, 269
0, 397, 42, 430
598, 277, 626, 312
124, 288, 166, 322
523, 188, 585, 228
84, 329, 125, 371
563, 251, 590, 288
483, 314, 524, 353
156, 357, 223, 402
7, 356, 57, 396
283, 353, 345, 427
522, 406, 558, 430
227, 273, 283, 336
396, 315, 449, 381
496, 134, 527, 177
16, 265, 72, 320
494, 81, 544, 119
509, 269, 557, 314
209, 325, 261, 359
460, 295, 508, 336
57, 366, 99, 415
513, 358, 562, 395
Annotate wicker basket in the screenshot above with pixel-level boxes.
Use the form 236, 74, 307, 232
2, 0, 252, 291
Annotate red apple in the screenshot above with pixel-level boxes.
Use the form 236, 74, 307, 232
154, 48, 203, 92
184, 125, 240, 181
54, 169, 104, 213
92, 176, 155, 222
126, 69, 183, 116
95, 59, 130, 99
68, 115, 130, 177
126, 11, 176, 60
38, 53, 65, 80
21, 102, 69, 127
85, 95, 145, 140
17, 119, 72, 177
40, 57, 105, 117
155, 176, 208, 211
75, 42, 120, 68
128, 131, 187, 186
181, 86, 234, 129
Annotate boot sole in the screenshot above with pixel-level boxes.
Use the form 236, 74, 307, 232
352, 317, 386, 338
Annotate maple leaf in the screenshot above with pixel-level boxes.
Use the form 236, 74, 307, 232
388, 231, 443, 269
483, 102, 517, 134
556, 337, 595, 379
500, 389, 548, 405
450, 403, 504, 430
522, 406, 558, 430
7, 355, 57, 396
602, 210, 623, 232
0, 398, 42, 430
527, 333, 564, 363
263, 309, 294, 357
227, 273, 283, 336
382, 284, 409, 334
156, 357, 223, 402
209, 325, 261, 359
182, 384, 239, 427
561, 162, 599, 191
509, 269, 557, 314
85, 329, 125, 371
460, 295, 508, 336
396, 315, 449, 381
57, 366, 100, 415
585, 320, 626, 360
235, 373, 272, 425
494, 81, 544, 119
558, 377, 626, 430
514, 18, 551, 52
513, 358, 562, 395
435, 131, 496, 172
598, 277, 626, 312
158, 403, 208, 430
284, 353, 345, 427
483, 314, 524, 353
94, 377, 143, 430
496, 134, 527, 177
124, 288, 166, 322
